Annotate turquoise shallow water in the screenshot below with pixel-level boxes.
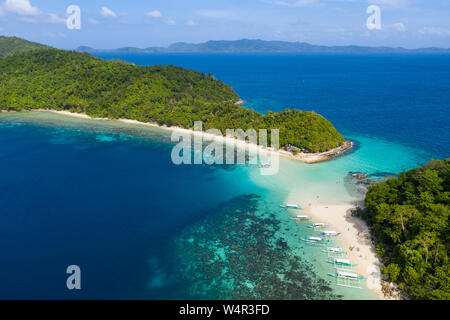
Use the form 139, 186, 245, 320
0, 111, 435, 299
0, 52, 447, 300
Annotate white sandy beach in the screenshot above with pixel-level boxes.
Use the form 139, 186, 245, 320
2, 109, 396, 299
20, 109, 350, 164
303, 202, 396, 299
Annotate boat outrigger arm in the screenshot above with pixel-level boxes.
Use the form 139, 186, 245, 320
280, 203, 303, 210
327, 258, 357, 267
291, 214, 311, 220
328, 270, 367, 280
302, 236, 330, 244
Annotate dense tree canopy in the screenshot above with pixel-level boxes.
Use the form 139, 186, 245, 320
357, 160, 450, 299
0, 36, 49, 58
0, 47, 344, 152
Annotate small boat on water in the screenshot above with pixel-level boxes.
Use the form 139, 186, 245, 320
260, 162, 271, 168
327, 258, 357, 267
308, 222, 328, 229
280, 203, 303, 210
322, 247, 346, 254
320, 230, 341, 237
291, 214, 312, 223
291, 214, 311, 220
302, 236, 330, 245
328, 270, 367, 280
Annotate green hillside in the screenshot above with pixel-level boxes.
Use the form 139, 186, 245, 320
0, 36, 49, 58
356, 160, 450, 299
0, 46, 344, 152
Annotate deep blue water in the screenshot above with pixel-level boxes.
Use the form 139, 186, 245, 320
0, 53, 449, 299
0, 119, 264, 299
96, 53, 450, 159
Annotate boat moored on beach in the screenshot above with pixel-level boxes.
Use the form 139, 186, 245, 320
320, 230, 341, 237
328, 270, 367, 280
308, 222, 328, 229
327, 258, 357, 267
322, 247, 347, 258
328, 269, 367, 289
280, 203, 303, 210
322, 247, 346, 254
259, 162, 271, 168
302, 236, 330, 245
291, 214, 311, 222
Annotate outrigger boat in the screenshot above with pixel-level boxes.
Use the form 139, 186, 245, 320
290, 214, 311, 222
280, 203, 303, 210
322, 247, 347, 258
327, 258, 357, 267
328, 270, 367, 280
308, 222, 328, 229
302, 236, 330, 245
260, 162, 271, 168
322, 247, 346, 255
320, 230, 341, 237
328, 270, 367, 289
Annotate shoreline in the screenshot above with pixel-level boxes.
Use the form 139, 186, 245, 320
302, 202, 398, 300
1, 109, 352, 164
2, 109, 396, 299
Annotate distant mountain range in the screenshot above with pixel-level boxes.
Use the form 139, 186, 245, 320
76, 39, 450, 54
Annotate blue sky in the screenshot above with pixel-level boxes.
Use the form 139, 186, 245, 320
0, 0, 449, 49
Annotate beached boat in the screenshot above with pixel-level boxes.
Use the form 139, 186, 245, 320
260, 162, 271, 168
322, 247, 346, 255
291, 214, 312, 223
302, 236, 330, 245
280, 203, 303, 210
328, 270, 367, 280
328, 270, 367, 288
327, 258, 357, 267
308, 222, 328, 229
290, 214, 311, 220
320, 230, 341, 237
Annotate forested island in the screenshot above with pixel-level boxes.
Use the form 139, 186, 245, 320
0, 36, 49, 58
77, 39, 450, 54
0, 37, 345, 153
356, 160, 449, 300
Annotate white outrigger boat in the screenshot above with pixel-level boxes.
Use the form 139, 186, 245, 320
280, 203, 303, 210
308, 222, 328, 229
302, 236, 330, 245
327, 258, 357, 267
322, 247, 346, 254
322, 247, 347, 258
320, 230, 342, 237
328, 270, 367, 280
290, 214, 311, 223
259, 162, 271, 168
328, 270, 367, 288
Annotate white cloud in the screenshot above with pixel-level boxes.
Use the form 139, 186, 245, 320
419, 27, 450, 37
47, 13, 65, 24
89, 18, 100, 25
391, 22, 405, 32
163, 18, 176, 26
4, 0, 40, 16
186, 20, 198, 26
100, 6, 116, 18
146, 10, 162, 18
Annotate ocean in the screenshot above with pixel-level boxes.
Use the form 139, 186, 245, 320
0, 53, 448, 299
